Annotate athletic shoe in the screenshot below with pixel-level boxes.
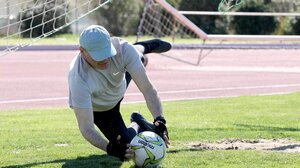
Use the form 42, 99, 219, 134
134, 39, 172, 54
130, 112, 155, 132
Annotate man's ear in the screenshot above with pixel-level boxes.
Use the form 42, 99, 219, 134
79, 47, 85, 53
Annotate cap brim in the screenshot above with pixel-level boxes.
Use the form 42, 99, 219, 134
89, 43, 117, 61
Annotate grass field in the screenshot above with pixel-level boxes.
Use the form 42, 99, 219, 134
2, 34, 291, 49
0, 34, 213, 46
1, 93, 300, 168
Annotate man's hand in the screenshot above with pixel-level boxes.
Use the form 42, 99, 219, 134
106, 135, 134, 161
154, 117, 170, 147
125, 144, 135, 161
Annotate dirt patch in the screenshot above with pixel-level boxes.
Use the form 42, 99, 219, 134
188, 139, 300, 153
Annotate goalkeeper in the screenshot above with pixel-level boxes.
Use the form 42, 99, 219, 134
68, 25, 171, 161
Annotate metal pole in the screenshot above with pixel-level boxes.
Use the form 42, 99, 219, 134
154, 0, 207, 39
6, 0, 10, 23
6, 0, 10, 35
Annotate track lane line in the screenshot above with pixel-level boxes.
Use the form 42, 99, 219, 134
1, 84, 299, 104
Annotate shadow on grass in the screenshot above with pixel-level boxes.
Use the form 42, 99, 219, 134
3, 154, 123, 168
167, 148, 204, 154
271, 144, 300, 151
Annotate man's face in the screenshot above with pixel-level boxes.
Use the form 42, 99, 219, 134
80, 47, 110, 70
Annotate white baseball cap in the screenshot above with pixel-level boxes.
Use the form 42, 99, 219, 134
79, 25, 117, 61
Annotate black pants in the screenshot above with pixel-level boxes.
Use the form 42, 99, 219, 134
93, 56, 146, 143
93, 72, 134, 143
93, 100, 136, 143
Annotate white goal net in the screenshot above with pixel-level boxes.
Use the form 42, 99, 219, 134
0, 0, 111, 56
136, 0, 206, 43
137, 0, 300, 50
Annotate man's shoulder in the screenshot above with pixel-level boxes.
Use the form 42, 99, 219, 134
110, 37, 138, 60
111, 36, 126, 43
111, 37, 132, 49
69, 54, 80, 70
68, 54, 89, 85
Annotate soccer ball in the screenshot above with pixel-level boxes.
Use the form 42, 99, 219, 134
130, 131, 166, 168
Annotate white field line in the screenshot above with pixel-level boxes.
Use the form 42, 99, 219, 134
125, 84, 300, 96
0, 84, 300, 104
123, 91, 297, 104
0, 97, 68, 104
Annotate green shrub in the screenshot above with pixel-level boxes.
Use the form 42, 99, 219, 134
291, 17, 300, 35
231, 1, 278, 35
179, 0, 227, 34
93, 0, 143, 36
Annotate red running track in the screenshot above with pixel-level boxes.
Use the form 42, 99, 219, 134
1, 49, 300, 111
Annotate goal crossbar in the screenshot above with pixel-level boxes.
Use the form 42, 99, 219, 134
179, 11, 300, 17
207, 35, 300, 41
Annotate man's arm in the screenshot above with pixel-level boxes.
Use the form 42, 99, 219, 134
131, 67, 170, 146
74, 108, 135, 160
73, 108, 108, 151
131, 67, 163, 118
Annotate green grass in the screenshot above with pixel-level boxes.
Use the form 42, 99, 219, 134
3, 33, 298, 47
1, 93, 300, 167
2, 34, 284, 46
0, 34, 205, 46
0, 34, 80, 45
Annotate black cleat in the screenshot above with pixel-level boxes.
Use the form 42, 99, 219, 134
134, 39, 172, 54
130, 112, 155, 132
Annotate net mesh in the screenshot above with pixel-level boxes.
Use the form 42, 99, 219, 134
136, 0, 200, 43
0, 0, 111, 56
137, 0, 300, 50
136, 0, 208, 65
136, 0, 300, 65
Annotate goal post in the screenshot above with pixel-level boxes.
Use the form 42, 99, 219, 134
136, 0, 300, 49
136, 0, 207, 43
153, 0, 207, 39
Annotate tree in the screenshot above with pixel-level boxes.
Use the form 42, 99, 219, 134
166, 0, 182, 8
92, 0, 143, 36
264, 0, 272, 4
19, 0, 70, 38
231, 1, 278, 35
291, 17, 300, 35
268, 0, 298, 12
178, 0, 227, 34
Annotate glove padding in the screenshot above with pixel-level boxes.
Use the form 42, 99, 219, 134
154, 117, 169, 141
106, 137, 128, 161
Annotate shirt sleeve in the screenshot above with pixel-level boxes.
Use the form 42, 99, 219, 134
69, 75, 92, 109
123, 43, 144, 75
